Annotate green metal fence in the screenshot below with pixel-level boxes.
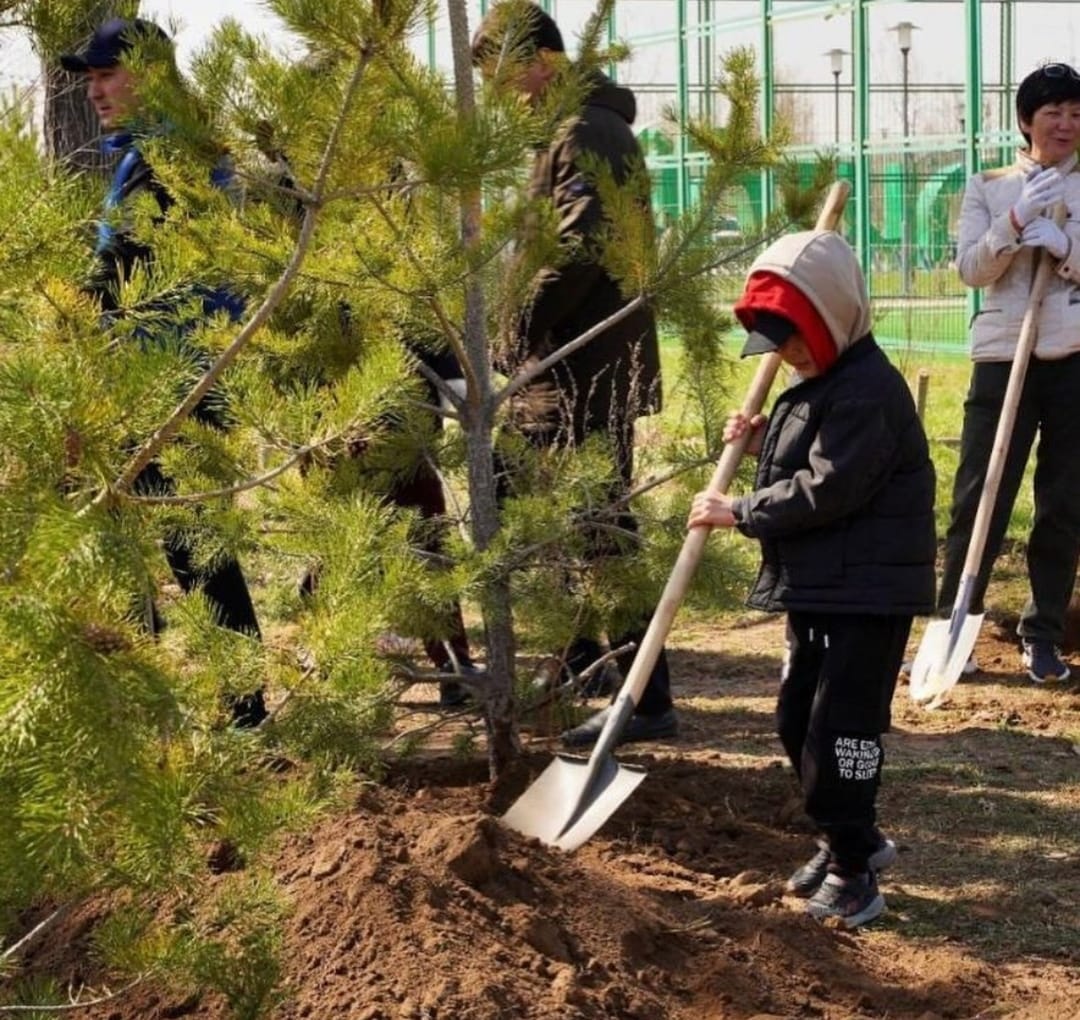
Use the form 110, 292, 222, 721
423, 0, 1073, 355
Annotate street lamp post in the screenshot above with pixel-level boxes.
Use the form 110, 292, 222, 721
825, 48, 846, 147
891, 21, 919, 299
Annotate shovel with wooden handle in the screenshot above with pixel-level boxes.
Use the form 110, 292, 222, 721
909, 204, 1065, 708
501, 180, 852, 852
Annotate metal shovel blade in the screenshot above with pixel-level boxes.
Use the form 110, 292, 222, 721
908, 613, 984, 706
501, 752, 646, 852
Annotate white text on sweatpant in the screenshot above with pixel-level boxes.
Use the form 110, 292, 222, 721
834, 737, 880, 781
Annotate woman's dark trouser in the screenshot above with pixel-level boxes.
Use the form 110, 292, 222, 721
938, 355, 1080, 645
777, 611, 911, 874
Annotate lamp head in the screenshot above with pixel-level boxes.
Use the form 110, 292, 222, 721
890, 21, 919, 53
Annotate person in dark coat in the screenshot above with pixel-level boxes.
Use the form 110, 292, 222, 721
687, 229, 936, 928
295, 332, 479, 710
61, 18, 266, 727
472, 1, 673, 746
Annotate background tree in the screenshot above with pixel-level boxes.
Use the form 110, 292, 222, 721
0, 0, 823, 1009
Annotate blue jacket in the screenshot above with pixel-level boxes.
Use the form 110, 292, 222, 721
89, 131, 245, 324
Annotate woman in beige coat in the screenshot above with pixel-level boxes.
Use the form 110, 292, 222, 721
941, 62, 1080, 684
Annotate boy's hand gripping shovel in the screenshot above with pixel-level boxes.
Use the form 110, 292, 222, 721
909, 205, 1065, 708
502, 181, 852, 851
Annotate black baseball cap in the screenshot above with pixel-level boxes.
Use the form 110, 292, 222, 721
59, 17, 172, 72
740, 310, 796, 357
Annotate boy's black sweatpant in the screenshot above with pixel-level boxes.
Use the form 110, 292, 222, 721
777, 611, 911, 874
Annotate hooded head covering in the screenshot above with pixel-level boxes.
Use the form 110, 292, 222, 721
733, 230, 872, 375
735, 274, 838, 372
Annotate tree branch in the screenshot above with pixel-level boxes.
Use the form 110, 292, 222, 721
622, 453, 720, 503
495, 294, 646, 406
495, 209, 795, 412
122, 430, 361, 505
0, 975, 145, 1013
319, 176, 424, 205
365, 193, 476, 411
0, 902, 81, 964
495, 453, 717, 575
381, 704, 480, 747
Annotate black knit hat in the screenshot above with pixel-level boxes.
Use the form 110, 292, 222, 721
1016, 63, 1080, 142
471, 1, 565, 67
59, 18, 171, 72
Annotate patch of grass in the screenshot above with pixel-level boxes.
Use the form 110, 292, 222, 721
882, 728, 1080, 959
886, 760, 989, 787
873, 305, 969, 351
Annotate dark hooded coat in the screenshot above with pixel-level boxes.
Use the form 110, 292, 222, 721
515, 74, 661, 441
730, 231, 937, 616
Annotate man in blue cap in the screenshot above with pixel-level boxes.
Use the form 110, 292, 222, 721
61, 19, 267, 727
60, 18, 170, 128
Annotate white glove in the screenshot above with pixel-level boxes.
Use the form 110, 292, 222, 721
1013, 166, 1066, 227
1021, 218, 1071, 259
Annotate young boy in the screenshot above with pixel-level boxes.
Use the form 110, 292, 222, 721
687, 229, 936, 927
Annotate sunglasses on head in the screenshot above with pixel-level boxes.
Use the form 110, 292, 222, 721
1040, 62, 1080, 81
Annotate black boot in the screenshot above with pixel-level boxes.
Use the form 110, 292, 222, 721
560, 705, 678, 748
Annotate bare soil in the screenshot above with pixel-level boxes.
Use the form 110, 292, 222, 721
14, 613, 1080, 1020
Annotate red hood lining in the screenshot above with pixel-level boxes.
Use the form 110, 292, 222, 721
733, 271, 838, 373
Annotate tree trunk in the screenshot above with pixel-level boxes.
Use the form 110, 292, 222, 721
44, 65, 108, 172
464, 414, 521, 778
445, 0, 521, 778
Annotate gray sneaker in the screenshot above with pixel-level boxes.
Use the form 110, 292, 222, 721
807, 870, 885, 928
786, 836, 898, 898
1021, 641, 1070, 684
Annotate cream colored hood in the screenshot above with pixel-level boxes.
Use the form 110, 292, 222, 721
746, 230, 872, 356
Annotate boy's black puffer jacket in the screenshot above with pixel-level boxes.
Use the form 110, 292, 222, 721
728, 229, 936, 616
734, 334, 936, 615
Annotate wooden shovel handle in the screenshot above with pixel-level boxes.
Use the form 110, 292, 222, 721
959, 202, 1066, 580
615, 180, 852, 709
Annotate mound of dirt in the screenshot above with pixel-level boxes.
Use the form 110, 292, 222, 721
11, 616, 1080, 1020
